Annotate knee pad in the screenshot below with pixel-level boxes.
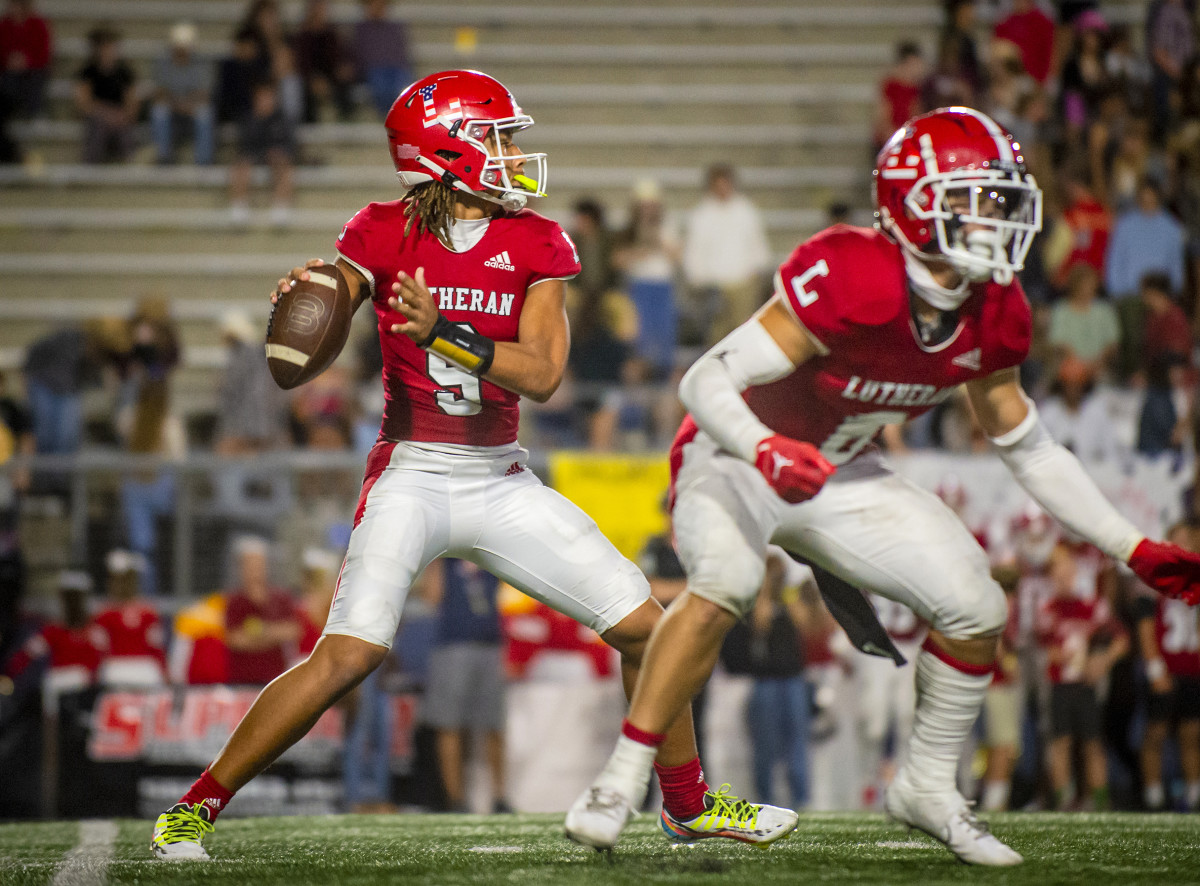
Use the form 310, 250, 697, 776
673, 491, 768, 618
683, 544, 766, 618
934, 577, 1009, 640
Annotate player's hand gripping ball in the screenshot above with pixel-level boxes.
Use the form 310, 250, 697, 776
265, 264, 354, 389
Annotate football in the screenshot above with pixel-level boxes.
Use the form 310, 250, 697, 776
264, 264, 354, 390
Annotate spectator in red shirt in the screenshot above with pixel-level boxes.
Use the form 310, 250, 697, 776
993, 0, 1056, 85
0, 0, 51, 119
1140, 272, 1192, 370
1037, 543, 1129, 810
4, 571, 107, 685
1137, 521, 1200, 811
1049, 170, 1112, 290
92, 549, 167, 685
224, 536, 301, 685
874, 41, 928, 150
297, 547, 338, 657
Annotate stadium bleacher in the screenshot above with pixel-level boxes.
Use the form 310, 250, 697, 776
0, 0, 995, 418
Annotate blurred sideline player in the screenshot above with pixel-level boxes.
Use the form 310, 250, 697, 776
855, 593, 925, 809
566, 107, 1200, 865
422, 557, 510, 814
1138, 522, 1200, 811
151, 69, 793, 859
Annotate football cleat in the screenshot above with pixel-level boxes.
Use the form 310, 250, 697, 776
659, 784, 798, 847
885, 769, 1022, 866
564, 785, 636, 851
151, 802, 214, 860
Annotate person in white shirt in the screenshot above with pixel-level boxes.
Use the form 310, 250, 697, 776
681, 164, 772, 345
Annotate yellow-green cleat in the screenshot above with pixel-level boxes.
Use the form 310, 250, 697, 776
151, 802, 214, 860
659, 784, 798, 846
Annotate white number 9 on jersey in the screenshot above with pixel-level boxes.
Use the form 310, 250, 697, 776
427, 321, 483, 416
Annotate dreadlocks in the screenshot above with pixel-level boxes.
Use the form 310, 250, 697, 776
402, 181, 459, 247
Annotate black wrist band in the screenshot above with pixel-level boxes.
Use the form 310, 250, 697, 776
419, 315, 496, 376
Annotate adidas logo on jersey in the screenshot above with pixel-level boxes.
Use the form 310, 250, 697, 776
951, 348, 982, 371
484, 251, 515, 271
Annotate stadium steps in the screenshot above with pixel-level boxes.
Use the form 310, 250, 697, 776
7, 0, 1149, 422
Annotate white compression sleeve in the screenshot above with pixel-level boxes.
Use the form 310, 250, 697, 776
678, 319, 797, 462
990, 401, 1143, 562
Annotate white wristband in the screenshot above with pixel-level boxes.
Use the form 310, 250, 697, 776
1146, 657, 1167, 682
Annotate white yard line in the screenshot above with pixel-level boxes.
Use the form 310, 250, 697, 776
50, 820, 119, 886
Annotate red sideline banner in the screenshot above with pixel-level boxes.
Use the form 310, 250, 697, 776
88, 686, 419, 771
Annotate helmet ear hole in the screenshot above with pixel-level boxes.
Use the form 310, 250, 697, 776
434, 149, 461, 163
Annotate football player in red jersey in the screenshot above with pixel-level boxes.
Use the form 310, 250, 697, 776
1137, 522, 1200, 811
151, 70, 795, 860
567, 107, 1200, 864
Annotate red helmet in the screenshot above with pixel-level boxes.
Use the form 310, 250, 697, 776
873, 107, 1042, 288
384, 70, 547, 210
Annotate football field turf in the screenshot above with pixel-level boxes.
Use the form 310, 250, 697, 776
2, 811, 1199, 885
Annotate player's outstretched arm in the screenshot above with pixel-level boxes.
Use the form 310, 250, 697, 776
967, 369, 1200, 605
679, 298, 834, 503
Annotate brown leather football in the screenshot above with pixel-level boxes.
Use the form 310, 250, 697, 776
264, 264, 354, 390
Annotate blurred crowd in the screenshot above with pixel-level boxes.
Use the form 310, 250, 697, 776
0, 0, 414, 218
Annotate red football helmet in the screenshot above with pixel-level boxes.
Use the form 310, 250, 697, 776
384, 70, 547, 210
873, 106, 1042, 288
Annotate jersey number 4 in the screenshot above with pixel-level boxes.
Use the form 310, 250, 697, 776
427, 322, 482, 416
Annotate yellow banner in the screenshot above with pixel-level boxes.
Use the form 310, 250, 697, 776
548, 451, 670, 561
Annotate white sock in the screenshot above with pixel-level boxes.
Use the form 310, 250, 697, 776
902, 649, 991, 794
596, 735, 658, 805
1144, 782, 1165, 809
981, 780, 1010, 811
1186, 781, 1200, 811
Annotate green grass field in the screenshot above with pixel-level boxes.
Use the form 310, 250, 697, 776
2, 811, 1199, 886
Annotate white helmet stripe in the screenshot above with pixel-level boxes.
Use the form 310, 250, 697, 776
952, 105, 1014, 163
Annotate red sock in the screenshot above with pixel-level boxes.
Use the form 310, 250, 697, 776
621, 718, 666, 748
655, 757, 709, 821
179, 768, 234, 821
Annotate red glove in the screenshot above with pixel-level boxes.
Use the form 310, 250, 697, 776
1129, 538, 1200, 606
754, 434, 835, 504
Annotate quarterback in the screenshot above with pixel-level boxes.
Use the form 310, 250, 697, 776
151, 70, 794, 858
566, 107, 1200, 864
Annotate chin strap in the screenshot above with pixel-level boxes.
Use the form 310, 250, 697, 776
904, 253, 971, 311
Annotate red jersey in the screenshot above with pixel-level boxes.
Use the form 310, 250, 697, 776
1037, 594, 1124, 684
0, 12, 52, 71
1055, 195, 1110, 287
727, 226, 1030, 466
6, 622, 108, 678
337, 202, 580, 447
225, 589, 298, 685
1152, 596, 1200, 677
880, 79, 922, 138
93, 602, 166, 665
994, 8, 1055, 84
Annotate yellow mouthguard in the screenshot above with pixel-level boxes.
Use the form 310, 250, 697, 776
513, 174, 541, 194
